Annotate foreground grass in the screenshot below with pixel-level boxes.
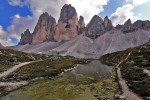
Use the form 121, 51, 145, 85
1, 73, 114, 100
0, 49, 46, 72
100, 43, 150, 99
1, 56, 90, 82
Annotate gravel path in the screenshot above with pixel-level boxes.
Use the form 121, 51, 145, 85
116, 52, 142, 100
0, 81, 28, 87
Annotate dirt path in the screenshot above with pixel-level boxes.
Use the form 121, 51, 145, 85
0, 81, 28, 87
117, 68, 142, 100
0, 61, 34, 79
116, 52, 142, 100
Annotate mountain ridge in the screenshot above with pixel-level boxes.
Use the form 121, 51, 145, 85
8, 4, 150, 58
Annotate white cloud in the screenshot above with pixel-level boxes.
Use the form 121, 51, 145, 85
0, 26, 15, 46
68, 0, 109, 23
8, 0, 109, 23
7, 0, 24, 7
8, 14, 35, 41
110, 4, 138, 26
127, 0, 150, 6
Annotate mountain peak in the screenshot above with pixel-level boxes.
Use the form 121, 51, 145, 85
85, 15, 105, 38
91, 15, 103, 24
32, 12, 56, 44
78, 16, 85, 34
124, 19, 132, 25
103, 16, 113, 31
58, 4, 77, 23
19, 29, 32, 45
122, 19, 137, 33
104, 16, 109, 20
54, 4, 78, 42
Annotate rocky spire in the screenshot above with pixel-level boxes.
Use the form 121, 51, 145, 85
19, 29, 32, 45
54, 4, 78, 42
58, 4, 77, 23
85, 15, 105, 39
122, 19, 137, 33
103, 16, 113, 31
78, 16, 85, 34
32, 12, 56, 44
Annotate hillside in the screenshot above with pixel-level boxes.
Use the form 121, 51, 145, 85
0, 49, 46, 72
100, 42, 150, 99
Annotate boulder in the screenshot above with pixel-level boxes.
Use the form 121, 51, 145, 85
54, 4, 78, 42
32, 12, 56, 44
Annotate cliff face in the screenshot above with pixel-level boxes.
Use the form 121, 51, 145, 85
78, 16, 85, 34
54, 4, 78, 42
103, 16, 113, 32
122, 19, 137, 33
32, 12, 56, 44
19, 29, 32, 45
133, 20, 150, 30
85, 15, 105, 38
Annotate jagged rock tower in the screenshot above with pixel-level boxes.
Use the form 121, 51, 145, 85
54, 4, 78, 42
32, 12, 56, 44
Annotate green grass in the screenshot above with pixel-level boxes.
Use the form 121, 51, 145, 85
1, 73, 114, 100
1, 56, 90, 82
100, 42, 150, 99
0, 49, 47, 72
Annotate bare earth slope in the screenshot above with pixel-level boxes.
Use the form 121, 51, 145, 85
51, 29, 150, 58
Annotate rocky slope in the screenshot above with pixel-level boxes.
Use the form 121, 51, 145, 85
49, 29, 150, 58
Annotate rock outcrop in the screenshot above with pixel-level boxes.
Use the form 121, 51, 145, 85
32, 12, 56, 44
116, 24, 123, 30
133, 20, 150, 30
85, 15, 105, 39
122, 19, 137, 33
54, 4, 78, 42
78, 16, 85, 34
19, 29, 32, 45
103, 16, 113, 31
0, 43, 4, 48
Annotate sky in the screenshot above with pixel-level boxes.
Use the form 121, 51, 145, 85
0, 0, 150, 46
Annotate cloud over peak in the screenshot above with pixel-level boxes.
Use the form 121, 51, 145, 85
110, 4, 138, 26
